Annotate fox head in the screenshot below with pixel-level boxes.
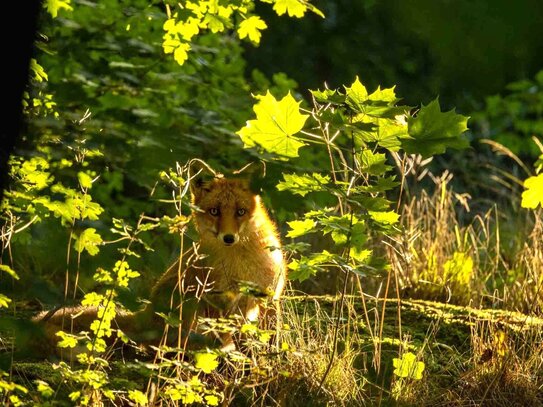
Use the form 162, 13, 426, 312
191, 177, 258, 246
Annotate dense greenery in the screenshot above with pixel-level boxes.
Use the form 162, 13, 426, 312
1, 0, 542, 405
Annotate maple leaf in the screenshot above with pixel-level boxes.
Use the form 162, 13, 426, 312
238, 16, 268, 44
237, 91, 308, 158
194, 352, 219, 373
74, 228, 103, 256
403, 99, 469, 157
273, 0, 307, 17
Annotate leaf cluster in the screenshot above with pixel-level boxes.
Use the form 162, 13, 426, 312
237, 77, 469, 282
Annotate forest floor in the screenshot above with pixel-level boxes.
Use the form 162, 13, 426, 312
4, 296, 543, 406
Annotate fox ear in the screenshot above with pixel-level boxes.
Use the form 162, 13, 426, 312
233, 161, 266, 194
188, 159, 216, 199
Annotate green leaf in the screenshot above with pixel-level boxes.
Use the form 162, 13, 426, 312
194, 352, 219, 373
273, 0, 307, 17
349, 247, 372, 263
310, 89, 346, 104
345, 76, 368, 111
237, 92, 308, 158
36, 381, 54, 398
393, 352, 425, 380
350, 222, 368, 248
288, 251, 335, 282
369, 210, 400, 225
286, 219, 317, 238
0, 264, 19, 280
74, 228, 103, 256
521, 173, 543, 209
56, 331, 79, 349
403, 99, 469, 157
359, 150, 391, 175
30, 59, 48, 82
354, 117, 409, 151
276, 173, 330, 196
238, 16, 267, 44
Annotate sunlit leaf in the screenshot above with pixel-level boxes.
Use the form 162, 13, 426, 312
273, 0, 307, 18
237, 92, 308, 158
0, 264, 19, 280
77, 172, 93, 189
205, 395, 220, 406
288, 250, 335, 282
277, 173, 330, 196
177, 18, 200, 41
36, 381, 54, 398
345, 76, 368, 110
69, 392, 81, 402
403, 99, 469, 157
174, 43, 191, 65
74, 228, 103, 256
0, 294, 12, 308
393, 352, 425, 380
310, 88, 346, 104
238, 16, 267, 44
354, 116, 409, 151
114, 260, 140, 287
521, 173, 543, 209
56, 331, 78, 349
30, 59, 48, 82
81, 292, 104, 307
286, 219, 316, 238
128, 390, 148, 406
44, 0, 72, 18
369, 210, 400, 225
241, 323, 258, 334
194, 352, 219, 373
349, 247, 372, 262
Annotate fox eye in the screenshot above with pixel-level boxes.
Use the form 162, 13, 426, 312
236, 208, 246, 217
209, 208, 219, 216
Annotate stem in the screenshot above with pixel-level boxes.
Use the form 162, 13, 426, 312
318, 115, 358, 391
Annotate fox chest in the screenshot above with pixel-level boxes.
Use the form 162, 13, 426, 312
203, 246, 282, 292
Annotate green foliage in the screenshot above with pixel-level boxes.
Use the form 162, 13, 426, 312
240, 76, 468, 282
473, 70, 543, 157
162, 0, 323, 65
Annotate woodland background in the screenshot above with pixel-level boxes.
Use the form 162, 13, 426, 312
1, 0, 543, 405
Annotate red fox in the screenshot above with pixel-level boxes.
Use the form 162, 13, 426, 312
33, 171, 286, 354
147, 174, 286, 349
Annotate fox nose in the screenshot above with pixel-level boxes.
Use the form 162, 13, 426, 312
223, 234, 235, 245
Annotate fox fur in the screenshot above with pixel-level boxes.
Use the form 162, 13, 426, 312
33, 175, 286, 355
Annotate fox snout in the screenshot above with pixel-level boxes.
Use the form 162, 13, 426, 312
218, 232, 239, 246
